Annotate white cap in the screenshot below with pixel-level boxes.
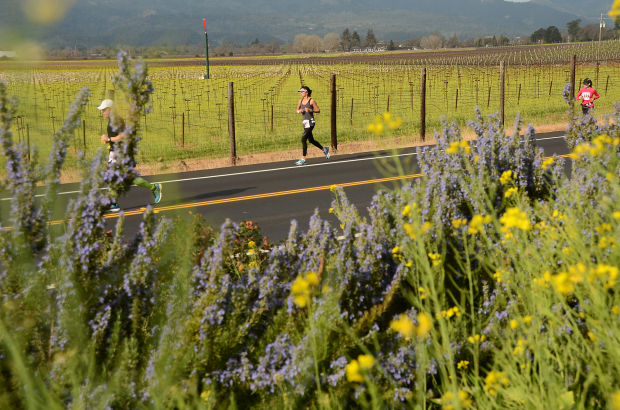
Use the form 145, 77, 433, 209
97, 99, 114, 110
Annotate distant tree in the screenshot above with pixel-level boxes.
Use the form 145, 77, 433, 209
387, 40, 397, 50
293, 34, 323, 53
250, 38, 260, 45
364, 29, 377, 48
323, 33, 340, 51
530, 28, 546, 43
402, 37, 421, 49
567, 19, 581, 42
446, 34, 459, 48
264, 40, 281, 54
420, 34, 442, 49
544, 26, 562, 43
578, 23, 598, 41
341, 28, 352, 51
351, 31, 361, 48
498, 35, 510, 46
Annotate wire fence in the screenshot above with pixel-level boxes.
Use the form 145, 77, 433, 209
2, 50, 619, 168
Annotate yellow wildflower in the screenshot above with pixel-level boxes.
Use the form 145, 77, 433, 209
291, 272, 321, 307
613, 211, 620, 220
596, 223, 612, 233
533, 271, 552, 288
493, 270, 507, 284
500, 170, 515, 186
587, 331, 597, 342
402, 204, 412, 218
513, 339, 527, 356
523, 315, 533, 325
418, 287, 429, 300
428, 252, 441, 266
390, 314, 415, 340
416, 313, 432, 337
440, 306, 461, 319
541, 157, 554, 170
305, 271, 320, 286
446, 141, 459, 154
421, 222, 432, 233
291, 275, 309, 295
391, 312, 432, 339
551, 272, 574, 294
446, 140, 470, 154
403, 223, 416, 240
328, 207, 334, 214
392, 246, 403, 262
345, 360, 363, 382
468, 214, 491, 235
504, 187, 518, 199
510, 320, 519, 329
612, 305, 620, 315
358, 354, 375, 370
200, 390, 211, 402
440, 390, 472, 410
367, 122, 384, 136
452, 218, 467, 229
610, 390, 620, 410
484, 370, 509, 396
457, 360, 469, 370
329, 184, 339, 192
468, 334, 486, 344
598, 236, 616, 250
388, 117, 403, 130
590, 264, 618, 289
346, 354, 375, 383
500, 207, 531, 236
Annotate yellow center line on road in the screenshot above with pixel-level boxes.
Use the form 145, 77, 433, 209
107, 173, 425, 219
9, 153, 576, 228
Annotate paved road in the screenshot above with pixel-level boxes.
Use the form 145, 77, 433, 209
1, 131, 569, 243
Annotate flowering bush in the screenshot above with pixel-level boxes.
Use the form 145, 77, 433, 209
0, 55, 619, 409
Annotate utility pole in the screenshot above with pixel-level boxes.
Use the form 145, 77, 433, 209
203, 18, 210, 79
598, 12, 606, 63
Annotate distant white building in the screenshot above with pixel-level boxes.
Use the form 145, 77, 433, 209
0, 51, 16, 59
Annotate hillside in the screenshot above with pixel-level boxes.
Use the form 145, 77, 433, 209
0, 0, 611, 48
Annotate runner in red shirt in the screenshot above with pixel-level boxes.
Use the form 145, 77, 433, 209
576, 78, 600, 115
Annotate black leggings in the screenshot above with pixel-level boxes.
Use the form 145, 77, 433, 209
301, 125, 323, 156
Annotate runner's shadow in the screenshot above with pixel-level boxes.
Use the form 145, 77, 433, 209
120, 187, 255, 211
181, 187, 255, 203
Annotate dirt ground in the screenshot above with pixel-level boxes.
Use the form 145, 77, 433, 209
58, 122, 567, 183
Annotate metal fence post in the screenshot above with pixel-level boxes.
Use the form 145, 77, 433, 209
330, 73, 337, 151
420, 68, 426, 142
228, 82, 237, 165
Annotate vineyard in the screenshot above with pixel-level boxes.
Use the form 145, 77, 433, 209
1, 41, 620, 170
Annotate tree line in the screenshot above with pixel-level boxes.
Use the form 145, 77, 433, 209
43, 18, 620, 59
530, 19, 619, 44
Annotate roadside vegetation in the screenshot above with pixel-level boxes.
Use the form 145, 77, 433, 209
0, 51, 619, 409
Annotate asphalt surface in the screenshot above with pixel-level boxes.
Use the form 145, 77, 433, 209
1, 131, 569, 243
